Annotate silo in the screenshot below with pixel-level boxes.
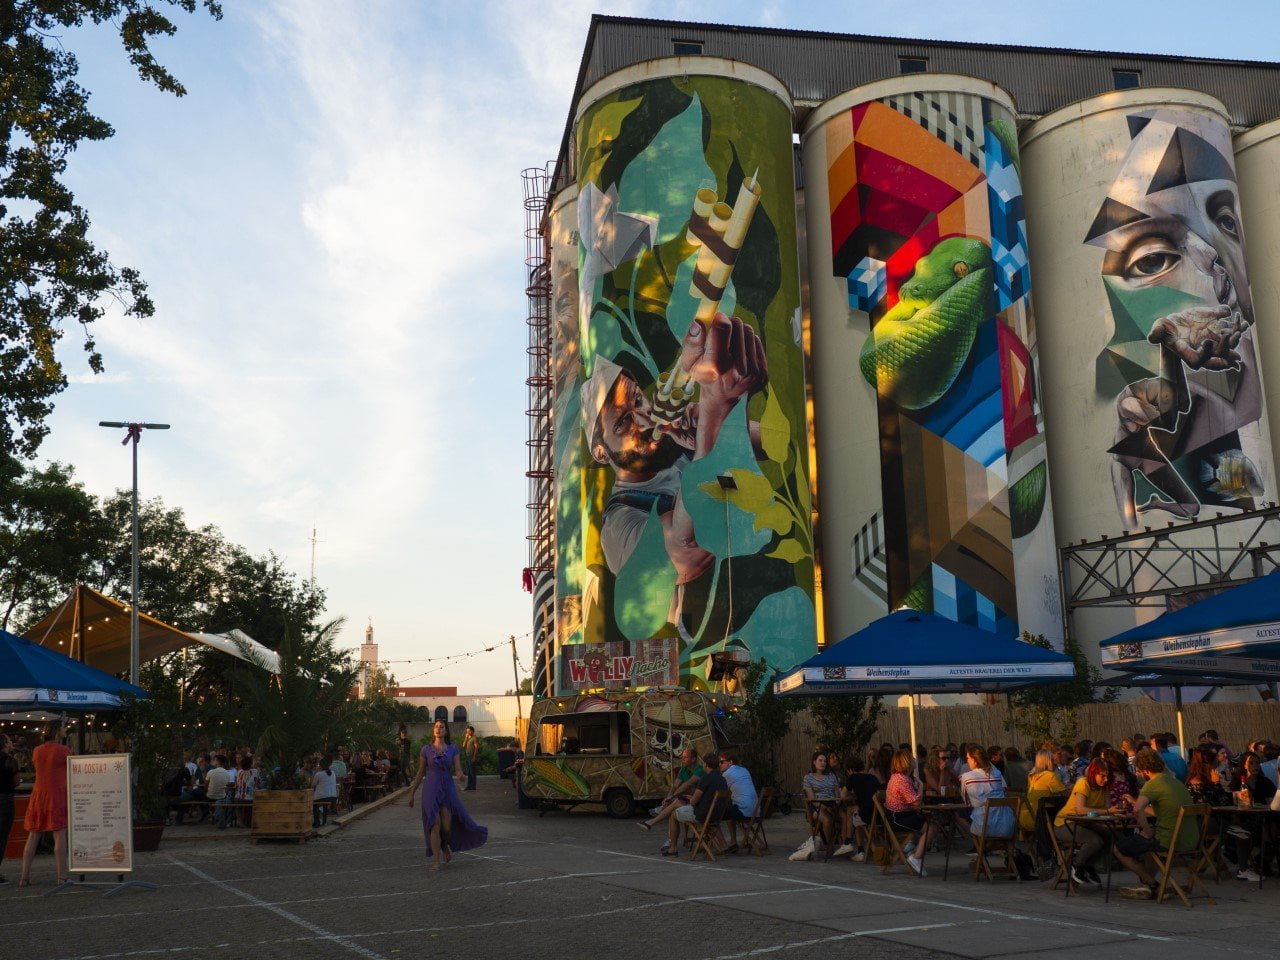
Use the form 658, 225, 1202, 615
1235, 119, 1280, 477
570, 58, 816, 688
802, 75, 1061, 645
1022, 91, 1275, 549
547, 183, 580, 698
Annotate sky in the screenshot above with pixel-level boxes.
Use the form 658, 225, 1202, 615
35, 0, 1280, 694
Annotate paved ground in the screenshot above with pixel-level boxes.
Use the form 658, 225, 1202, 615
3, 778, 1277, 960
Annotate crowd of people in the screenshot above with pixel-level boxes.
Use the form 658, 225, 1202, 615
787, 730, 1279, 898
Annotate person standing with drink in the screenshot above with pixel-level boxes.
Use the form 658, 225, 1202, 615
462, 725, 479, 791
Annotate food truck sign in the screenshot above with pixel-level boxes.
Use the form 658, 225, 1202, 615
561, 639, 679, 690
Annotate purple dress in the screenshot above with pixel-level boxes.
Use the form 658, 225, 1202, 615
421, 743, 487, 854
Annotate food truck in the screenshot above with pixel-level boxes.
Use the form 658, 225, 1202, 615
521, 688, 733, 817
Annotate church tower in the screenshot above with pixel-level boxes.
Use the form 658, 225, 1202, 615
358, 619, 379, 698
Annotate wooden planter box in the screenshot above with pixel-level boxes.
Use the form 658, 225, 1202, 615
251, 790, 312, 841
132, 820, 166, 852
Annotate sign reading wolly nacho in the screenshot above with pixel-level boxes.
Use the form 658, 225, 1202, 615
67, 753, 133, 873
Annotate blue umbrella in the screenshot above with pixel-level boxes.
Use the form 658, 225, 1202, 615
1100, 569, 1280, 681
0, 629, 147, 711
774, 610, 1075, 755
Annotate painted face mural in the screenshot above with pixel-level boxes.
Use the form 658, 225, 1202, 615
1087, 110, 1267, 528
569, 71, 816, 689
826, 89, 1058, 639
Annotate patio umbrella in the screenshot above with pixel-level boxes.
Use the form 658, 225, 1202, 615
774, 610, 1076, 757
0, 628, 147, 711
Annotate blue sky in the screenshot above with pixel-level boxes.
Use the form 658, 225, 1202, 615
39, 0, 1279, 693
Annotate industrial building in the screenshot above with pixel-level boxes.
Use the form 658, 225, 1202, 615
522, 16, 1280, 698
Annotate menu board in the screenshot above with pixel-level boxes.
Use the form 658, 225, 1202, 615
67, 754, 133, 873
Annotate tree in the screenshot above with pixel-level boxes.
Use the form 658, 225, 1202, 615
1, 1, 222, 456
1008, 632, 1118, 747
0, 454, 108, 629
721, 659, 799, 790
504, 677, 533, 696
800, 694, 884, 764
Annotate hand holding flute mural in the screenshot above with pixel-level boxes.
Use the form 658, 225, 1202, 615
564, 66, 816, 689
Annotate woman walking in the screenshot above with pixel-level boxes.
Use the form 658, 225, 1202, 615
408, 720, 487, 870
19, 720, 70, 887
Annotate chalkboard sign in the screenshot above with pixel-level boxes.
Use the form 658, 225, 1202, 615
67, 754, 133, 873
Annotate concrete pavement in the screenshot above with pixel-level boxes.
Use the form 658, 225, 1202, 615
2, 777, 1275, 960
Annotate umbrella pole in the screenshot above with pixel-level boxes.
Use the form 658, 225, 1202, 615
907, 694, 918, 764
1174, 685, 1187, 761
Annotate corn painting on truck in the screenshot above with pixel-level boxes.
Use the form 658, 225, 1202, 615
522, 689, 732, 817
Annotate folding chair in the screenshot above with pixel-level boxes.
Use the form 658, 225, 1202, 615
971, 797, 1023, 882
689, 790, 729, 862
870, 792, 918, 876
1147, 805, 1215, 908
740, 787, 776, 856
1038, 795, 1072, 889
806, 798, 840, 861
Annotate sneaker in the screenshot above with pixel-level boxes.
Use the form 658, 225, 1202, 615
1237, 868, 1262, 882
660, 840, 671, 853
833, 843, 856, 857
1070, 864, 1097, 887
903, 840, 916, 855
853, 850, 867, 862
1227, 825, 1251, 840
1085, 866, 1103, 885
1120, 884, 1154, 900
788, 847, 812, 862
850, 813, 867, 828
637, 821, 652, 831
649, 807, 662, 817
907, 854, 927, 877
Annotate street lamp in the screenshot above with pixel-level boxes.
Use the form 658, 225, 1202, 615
99, 421, 170, 686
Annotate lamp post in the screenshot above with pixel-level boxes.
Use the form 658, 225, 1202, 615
99, 421, 170, 686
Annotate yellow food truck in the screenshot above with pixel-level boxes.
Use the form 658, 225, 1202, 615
522, 688, 734, 817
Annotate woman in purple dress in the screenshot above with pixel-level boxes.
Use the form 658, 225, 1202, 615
408, 720, 487, 869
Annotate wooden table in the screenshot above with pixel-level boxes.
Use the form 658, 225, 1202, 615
918, 803, 970, 881
1063, 813, 1134, 902
1211, 804, 1276, 888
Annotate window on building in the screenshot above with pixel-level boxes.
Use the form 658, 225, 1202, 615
1113, 69, 1141, 90
452, 705, 468, 723
673, 39, 703, 56
433, 705, 448, 722
899, 57, 927, 74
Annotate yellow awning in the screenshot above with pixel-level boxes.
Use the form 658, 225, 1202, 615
23, 585, 195, 674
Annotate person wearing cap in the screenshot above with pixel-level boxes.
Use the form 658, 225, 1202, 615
581, 312, 767, 583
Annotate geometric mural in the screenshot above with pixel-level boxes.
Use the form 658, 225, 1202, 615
826, 91, 1057, 639
1085, 109, 1270, 528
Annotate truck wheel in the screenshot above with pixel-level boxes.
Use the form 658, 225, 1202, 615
604, 788, 635, 819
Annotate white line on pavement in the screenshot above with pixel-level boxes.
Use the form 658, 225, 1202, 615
700, 922, 972, 960
163, 855, 388, 960
0, 870, 639, 929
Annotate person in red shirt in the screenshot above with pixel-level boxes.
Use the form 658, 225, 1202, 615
19, 720, 70, 887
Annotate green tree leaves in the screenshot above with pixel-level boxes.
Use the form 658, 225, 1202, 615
1, 1, 222, 456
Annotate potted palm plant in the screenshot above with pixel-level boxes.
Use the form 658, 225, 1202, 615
233, 618, 360, 839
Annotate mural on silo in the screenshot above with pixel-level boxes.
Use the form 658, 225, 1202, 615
1085, 109, 1268, 528
573, 72, 815, 688
826, 91, 1057, 638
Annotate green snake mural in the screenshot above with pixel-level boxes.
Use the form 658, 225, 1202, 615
858, 237, 994, 410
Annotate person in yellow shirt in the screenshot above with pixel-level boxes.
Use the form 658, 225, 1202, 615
1019, 749, 1067, 833
1054, 760, 1121, 887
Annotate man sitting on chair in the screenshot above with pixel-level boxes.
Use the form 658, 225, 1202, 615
1112, 748, 1198, 899
650, 752, 726, 857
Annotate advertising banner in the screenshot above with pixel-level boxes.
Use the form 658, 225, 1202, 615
560, 638, 680, 690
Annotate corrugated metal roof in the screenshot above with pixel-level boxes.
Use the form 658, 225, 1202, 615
551, 15, 1280, 188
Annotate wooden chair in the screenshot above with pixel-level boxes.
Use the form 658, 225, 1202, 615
805, 798, 840, 861
689, 790, 729, 862
1038, 795, 1072, 889
869, 792, 917, 876
740, 787, 776, 856
971, 796, 1023, 882
1147, 805, 1216, 908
